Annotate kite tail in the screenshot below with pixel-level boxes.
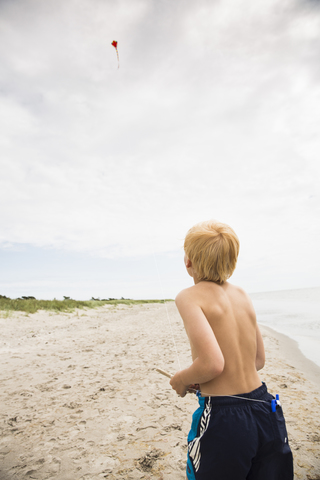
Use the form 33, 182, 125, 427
116, 49, 119, 68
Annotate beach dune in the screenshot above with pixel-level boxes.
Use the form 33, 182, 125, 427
0, 303, 320, 479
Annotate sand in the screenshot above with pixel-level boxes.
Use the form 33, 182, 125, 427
0, 302, 320, 480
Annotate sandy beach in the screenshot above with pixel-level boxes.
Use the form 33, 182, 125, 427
0, 302, 320, 480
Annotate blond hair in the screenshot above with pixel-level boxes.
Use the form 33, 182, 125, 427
184, 220, 240, 284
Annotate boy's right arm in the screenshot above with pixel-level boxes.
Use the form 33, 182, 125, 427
245, 292, 265, 372
256, 324, 265, 371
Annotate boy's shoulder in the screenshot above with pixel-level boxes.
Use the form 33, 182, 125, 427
175, 284, 199, 304
175, 282, 252, 308
175, 283, 218, 310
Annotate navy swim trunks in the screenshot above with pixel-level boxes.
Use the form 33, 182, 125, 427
186, 383, 293, 480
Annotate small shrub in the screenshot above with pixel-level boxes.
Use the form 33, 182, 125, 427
0, 296, 172, 314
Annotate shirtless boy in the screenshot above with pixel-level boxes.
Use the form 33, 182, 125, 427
170, 220, 293, 480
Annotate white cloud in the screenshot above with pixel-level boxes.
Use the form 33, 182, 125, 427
0, 0, 319, 291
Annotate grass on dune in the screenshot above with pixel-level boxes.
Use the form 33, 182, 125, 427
0, 295, 173, 314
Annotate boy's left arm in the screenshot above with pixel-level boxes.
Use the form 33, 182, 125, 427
170, 290, 225, 397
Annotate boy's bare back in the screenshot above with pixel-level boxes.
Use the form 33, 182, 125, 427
175, 280, 265, 396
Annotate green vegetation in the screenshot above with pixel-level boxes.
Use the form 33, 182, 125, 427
0, 295, 172, 314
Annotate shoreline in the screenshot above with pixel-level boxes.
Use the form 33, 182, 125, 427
259, 324, 320, 388
250, 287, 320, 373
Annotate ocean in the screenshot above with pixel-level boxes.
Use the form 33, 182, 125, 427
250, 287, 320, 369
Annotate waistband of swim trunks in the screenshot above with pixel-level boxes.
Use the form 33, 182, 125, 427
199, 383, 272, 408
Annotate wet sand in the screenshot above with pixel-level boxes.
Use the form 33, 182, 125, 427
0, 303, 320, 479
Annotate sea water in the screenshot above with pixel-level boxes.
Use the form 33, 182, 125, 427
250, 287, 320, 369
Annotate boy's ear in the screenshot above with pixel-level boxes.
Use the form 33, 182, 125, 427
185, 257, 192, 268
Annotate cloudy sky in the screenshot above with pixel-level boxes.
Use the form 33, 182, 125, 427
0, 0, 319, 299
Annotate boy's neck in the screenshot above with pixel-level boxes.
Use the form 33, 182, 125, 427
193, 275, 201, 285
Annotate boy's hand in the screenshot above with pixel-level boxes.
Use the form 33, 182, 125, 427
169, 371, 188, 397
187, 383, 200, 394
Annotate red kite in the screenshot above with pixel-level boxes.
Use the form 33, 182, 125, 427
111, 40, 119, 68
